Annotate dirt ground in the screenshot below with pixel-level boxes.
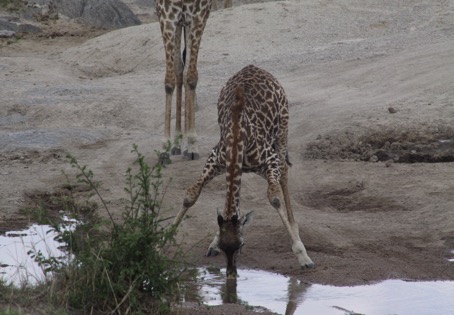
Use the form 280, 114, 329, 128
1, 0, 454, 314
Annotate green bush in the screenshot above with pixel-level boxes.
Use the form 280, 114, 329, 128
31, 144, 185, 314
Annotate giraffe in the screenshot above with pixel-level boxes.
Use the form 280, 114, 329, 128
155, 0, 214, 159
173, 65, 315, 278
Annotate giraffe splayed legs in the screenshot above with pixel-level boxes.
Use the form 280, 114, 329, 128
173, 65, 315, 278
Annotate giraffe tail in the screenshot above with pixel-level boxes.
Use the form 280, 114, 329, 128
232, 85, 245, 122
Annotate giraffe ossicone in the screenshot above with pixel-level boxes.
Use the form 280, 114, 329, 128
173, 65, 315, 278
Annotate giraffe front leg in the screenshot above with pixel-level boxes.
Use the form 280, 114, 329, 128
265, 158, 315, 270
207, 231, 220, 257
174, 148, 223, 227
269, 185, 314, 269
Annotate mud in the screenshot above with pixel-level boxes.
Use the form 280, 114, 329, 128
305, 125, 454, 163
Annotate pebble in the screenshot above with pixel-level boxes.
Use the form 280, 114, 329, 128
369, 155, 379, 162
388, 107, 398, 114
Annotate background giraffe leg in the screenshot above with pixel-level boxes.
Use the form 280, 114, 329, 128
181, 11, 210, 160
157, 17, 178, 163
182, 30, 199, 160
172, 24, 183, 155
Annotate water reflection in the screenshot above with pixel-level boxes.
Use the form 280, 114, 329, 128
449, 249, 454, 262
0, 220, 75, 286
196, 268, 454, 315
222, 279, 238, 303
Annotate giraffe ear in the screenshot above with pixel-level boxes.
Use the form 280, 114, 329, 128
217, 208, 224, 226
240, 211, 254, 226
217, 215, 224, 226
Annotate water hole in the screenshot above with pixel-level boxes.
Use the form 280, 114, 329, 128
2, 224, 454, 314
0, 219, 75, 286
187, 268, 454, 315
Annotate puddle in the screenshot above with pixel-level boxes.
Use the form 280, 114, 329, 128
449, 250, 454, 262
0, 220, 75, 286
192, 268, 454, 315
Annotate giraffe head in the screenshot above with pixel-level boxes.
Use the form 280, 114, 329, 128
217, 210, 254, 279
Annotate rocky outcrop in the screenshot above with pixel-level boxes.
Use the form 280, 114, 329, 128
0, 15, 41, 37
51, 0, 142, 29
0, 0, 142, 34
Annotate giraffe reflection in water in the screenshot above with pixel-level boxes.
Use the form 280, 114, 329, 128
219, 271, 309, 315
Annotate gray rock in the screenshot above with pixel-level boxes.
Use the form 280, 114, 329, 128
0, 12, 41, 34
0, 16, 42, 34
0, 18, 17, 31
52, 0, 141, 29
0, 30, 16, 38
17, 23, 42, 33
4, 0, 140, 31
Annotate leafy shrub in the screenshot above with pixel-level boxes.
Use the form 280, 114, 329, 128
33, 144, 185, 314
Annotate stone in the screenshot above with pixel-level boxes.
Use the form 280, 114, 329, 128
388, 107, 398, 114
0, 30, 16, 38
52, 0, 141, 29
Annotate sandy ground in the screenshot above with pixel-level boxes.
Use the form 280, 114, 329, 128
1, 0, 454, 313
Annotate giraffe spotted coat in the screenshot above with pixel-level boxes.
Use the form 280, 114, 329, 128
173, 65, 314, 278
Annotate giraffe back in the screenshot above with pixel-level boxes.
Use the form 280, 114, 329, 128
217, 65, 290, 174
214, 65, 290, 219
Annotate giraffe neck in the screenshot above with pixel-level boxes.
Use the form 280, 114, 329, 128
224, 86, 245, 218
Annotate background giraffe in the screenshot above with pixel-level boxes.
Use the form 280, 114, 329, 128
173, 65, 315, 278
155, 0, 217, 160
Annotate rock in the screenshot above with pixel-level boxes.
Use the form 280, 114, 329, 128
17, 23, 42, 33
0, 30, 16, 38
1, 15, 42, 35
369, 155, 379, 162
388, 107, 398, 114
0, 17, 17, 31
52, 0, 141, 29
375, 150, 392, 161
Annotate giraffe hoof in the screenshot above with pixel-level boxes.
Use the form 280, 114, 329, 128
158, 152, 171, 166
183, 150, 200, 160
303, 262, 316, 269
206, 247, 221, 257
171, 146, 181, 155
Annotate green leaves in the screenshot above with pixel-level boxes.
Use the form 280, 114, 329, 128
43, 144, 185, 314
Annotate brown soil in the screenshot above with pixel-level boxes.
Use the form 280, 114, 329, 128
1, 1, 454, 314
